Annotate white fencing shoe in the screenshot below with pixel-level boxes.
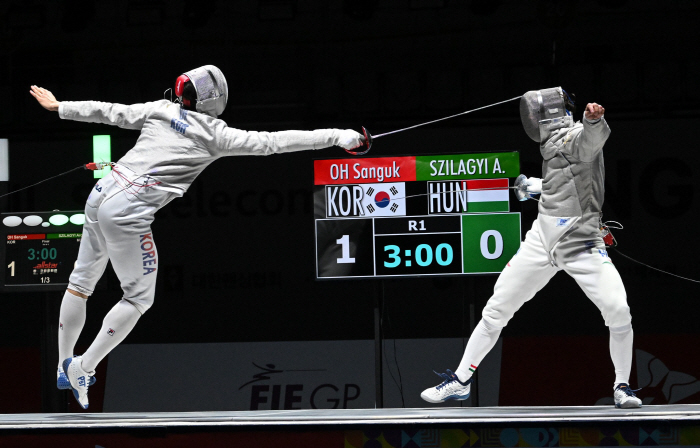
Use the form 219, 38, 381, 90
420, 369, 472, 403
62, 356, 93, 409
614, 383, 642, 409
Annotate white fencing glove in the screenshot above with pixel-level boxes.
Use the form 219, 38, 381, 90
526, 177, 543, 194
335, 129, 363, 150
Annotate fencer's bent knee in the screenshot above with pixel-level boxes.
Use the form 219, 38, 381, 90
123, 296, 150, 315
609, 323, 632, 334
67, 288, 89, 299
479, 318, 502, 333
481, 303, 511, 328
119, 273, 156, 314
68, 283, 93, 297
604, 303, 632, 328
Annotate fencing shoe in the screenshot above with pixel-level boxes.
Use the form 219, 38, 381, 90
57, 366, 95, 390
62, 356, 93, 409
614, 383, 642, 409
420, 369, 472, 403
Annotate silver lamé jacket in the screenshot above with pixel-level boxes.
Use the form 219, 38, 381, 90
535, 116, 611, 256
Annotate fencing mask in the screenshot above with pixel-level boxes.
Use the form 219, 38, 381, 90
175, 65, 228, 117
520, 87, 575, 142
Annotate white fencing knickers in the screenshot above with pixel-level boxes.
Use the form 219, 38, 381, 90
482, 219, 631, 329
68, 165, 175, 314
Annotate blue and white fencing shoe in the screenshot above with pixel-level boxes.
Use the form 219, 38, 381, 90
57, 366, 95, 390
614, 383, 642, 409
420, 369, 472, 403
62, 356, 93, 409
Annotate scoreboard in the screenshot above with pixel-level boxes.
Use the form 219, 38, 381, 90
314, 152, 522, 279
1, 211, 84, 292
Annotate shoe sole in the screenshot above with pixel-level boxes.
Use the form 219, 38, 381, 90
421, 392, 470, 403
62, 358, 89, 410
615, 402, 642, 409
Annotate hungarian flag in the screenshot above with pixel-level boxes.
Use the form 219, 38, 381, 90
463, 178, 509, 212
427, 178, 510, 214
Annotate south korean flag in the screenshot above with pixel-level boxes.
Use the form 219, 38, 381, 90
361, 183, 406, 217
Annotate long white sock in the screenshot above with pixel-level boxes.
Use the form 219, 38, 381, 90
610, 323, 633, 387
456, 319, 502, 382
58, 290, 87, 369
81, 299, 141, 373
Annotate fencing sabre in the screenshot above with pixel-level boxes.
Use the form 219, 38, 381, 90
345, 96, 523, 155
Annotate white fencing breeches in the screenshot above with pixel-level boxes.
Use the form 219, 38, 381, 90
68, 166, 173, 314
482, 219, 631, 329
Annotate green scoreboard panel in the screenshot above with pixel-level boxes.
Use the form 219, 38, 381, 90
313, 153, 522, 279
1, 211, 84, 292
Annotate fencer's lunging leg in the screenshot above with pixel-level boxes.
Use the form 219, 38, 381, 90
57, 290, 87, 368
610, 323, 634, 386
421, 225, 558, 403
456, 319, 502, 382
455, 223, 558, 382
81, 299, 142, 373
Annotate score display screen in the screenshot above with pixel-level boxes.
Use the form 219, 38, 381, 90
1, 211, 84, 292
313, 153, 522, 279
5, 233, 81, 287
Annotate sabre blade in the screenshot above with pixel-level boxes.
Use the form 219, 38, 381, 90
371, 96, 522, 139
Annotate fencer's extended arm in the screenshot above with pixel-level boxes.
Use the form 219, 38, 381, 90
214, 124, 363, 155
58, 100, 162, 130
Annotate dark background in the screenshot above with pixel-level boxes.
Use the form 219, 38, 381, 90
1, 0, 699, 411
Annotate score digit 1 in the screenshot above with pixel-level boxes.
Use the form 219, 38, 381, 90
336, 235, 355, 264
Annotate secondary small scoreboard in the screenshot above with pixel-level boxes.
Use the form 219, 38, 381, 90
313, 152, 522, 279
1, 211, 84, 292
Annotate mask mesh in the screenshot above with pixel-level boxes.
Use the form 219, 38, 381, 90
520, 87, 568, 142
182, 65, 228, 117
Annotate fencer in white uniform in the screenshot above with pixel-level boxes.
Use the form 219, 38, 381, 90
30, 65, 364, 409
420, 87, 642, 409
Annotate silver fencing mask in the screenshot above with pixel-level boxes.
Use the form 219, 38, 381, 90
520, 87, 573, 143
182, 65, 228, 117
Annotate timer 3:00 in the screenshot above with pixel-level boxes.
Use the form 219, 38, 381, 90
28, 248, 58, 260
383, 243, 454, 268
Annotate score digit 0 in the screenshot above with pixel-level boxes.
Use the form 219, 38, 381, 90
384, 243, 453, 268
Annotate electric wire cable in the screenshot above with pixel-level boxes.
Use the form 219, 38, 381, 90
381, 296, 403, 407
392, 336, 405, 408
381, 288, 406, 407
0, 166, 85, 199
613, 248, 700, 284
